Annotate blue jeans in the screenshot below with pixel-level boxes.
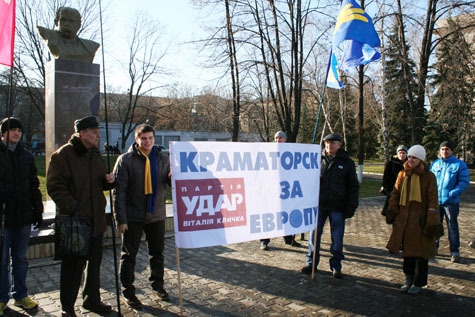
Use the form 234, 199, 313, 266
439, 204, 460, 256
306, 209, 345, 271
0, 225, 31, 303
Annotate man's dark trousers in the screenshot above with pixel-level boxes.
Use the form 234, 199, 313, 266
120, 220, 165, 297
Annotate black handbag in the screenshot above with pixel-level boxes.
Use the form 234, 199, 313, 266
54, 214, 92, 260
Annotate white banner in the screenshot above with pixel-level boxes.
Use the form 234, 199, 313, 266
170, 141, 321, 248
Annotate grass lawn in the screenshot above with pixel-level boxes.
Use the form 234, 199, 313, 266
359, 178, 383, 198
35, 156, 473, 201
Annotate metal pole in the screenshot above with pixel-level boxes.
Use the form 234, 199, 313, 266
98, 1, 121, 315
311, 85, 326, 144
1, 62, 15, 300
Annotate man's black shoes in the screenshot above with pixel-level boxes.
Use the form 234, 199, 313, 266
332, 269, 342, 279
284, 238, 301, 247
301, 266, 316, 275
122, 294, 143, 309
154, 288, 170, 301
82, 300, 111, 313
287, 240, 302, 247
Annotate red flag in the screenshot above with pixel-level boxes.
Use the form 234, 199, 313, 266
0, 0, 16, 67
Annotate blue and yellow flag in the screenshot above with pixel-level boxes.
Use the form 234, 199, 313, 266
326, 0, 381, 89
325, 50, 344, 89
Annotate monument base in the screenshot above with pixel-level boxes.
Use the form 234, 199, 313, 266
45, 59, 100, 172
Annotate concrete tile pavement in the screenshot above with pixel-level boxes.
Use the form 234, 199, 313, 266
5, 185, 475, 316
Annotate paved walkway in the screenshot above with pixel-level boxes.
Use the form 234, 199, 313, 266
5, 184, 475, 316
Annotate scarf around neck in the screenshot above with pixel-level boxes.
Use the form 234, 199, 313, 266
139, 146, 158, 212
400, 172, 422, 207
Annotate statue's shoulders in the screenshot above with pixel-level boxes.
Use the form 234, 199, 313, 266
80, 38, 100, 51
36, 26, 59, 41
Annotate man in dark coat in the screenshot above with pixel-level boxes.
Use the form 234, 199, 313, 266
301, 133, 359, 278
0, 117, 43, 314
47, 116, 115, 316
380, 145, 408, 216
112, 124, 171, 309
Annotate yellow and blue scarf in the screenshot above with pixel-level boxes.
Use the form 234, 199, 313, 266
139, 146, 158, 212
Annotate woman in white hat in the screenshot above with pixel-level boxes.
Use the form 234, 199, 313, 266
386, 145, 442, 295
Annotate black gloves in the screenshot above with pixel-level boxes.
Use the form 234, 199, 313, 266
33, 211, 43, 230
344, 208, 355, 219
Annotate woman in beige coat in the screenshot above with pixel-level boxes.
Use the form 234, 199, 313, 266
386, 145, 441, 295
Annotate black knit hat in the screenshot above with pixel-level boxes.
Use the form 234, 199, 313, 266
0, 117, 23, 134
439, 141, 455, 151
396, 145, 408, 153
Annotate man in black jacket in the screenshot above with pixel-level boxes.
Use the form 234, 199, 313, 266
380, 145, 407, 216
0, 117, 43, 314
301, 133, 359, 278
112, 124, 171, 309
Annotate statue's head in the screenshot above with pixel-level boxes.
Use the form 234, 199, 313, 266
54, 7, 81, 39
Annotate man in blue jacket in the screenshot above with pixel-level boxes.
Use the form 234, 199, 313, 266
430, 141, 470, 263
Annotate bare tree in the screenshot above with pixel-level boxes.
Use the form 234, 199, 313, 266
194, 0, 326, 142
401, 0, 475, 143
224, 0, 241, 141
108, 12, 170, 150
250, 0, 309, 142
364, 0, 475, 155
376, 0, 390, 161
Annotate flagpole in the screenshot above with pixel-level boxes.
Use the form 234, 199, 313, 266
0, 51, 15, 300
311, 50, 333, 144
308, 50, 334, 279
311, 85, 326, 144
98, 0, 122, 315
176, 248, 184, 315
1, 0, 17, 291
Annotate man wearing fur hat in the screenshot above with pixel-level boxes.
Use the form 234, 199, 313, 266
0, 117, 43, 314
430, 141, 470, 263
47, 116, 115, 316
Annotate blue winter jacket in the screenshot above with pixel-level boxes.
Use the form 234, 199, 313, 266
430, 155, 470, 205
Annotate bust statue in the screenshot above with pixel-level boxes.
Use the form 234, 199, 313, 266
37, 7, 100, 63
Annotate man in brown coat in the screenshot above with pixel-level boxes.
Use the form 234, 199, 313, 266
47, 116, 114, 316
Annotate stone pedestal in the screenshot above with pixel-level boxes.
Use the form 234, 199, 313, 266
45, 59, 100, 169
